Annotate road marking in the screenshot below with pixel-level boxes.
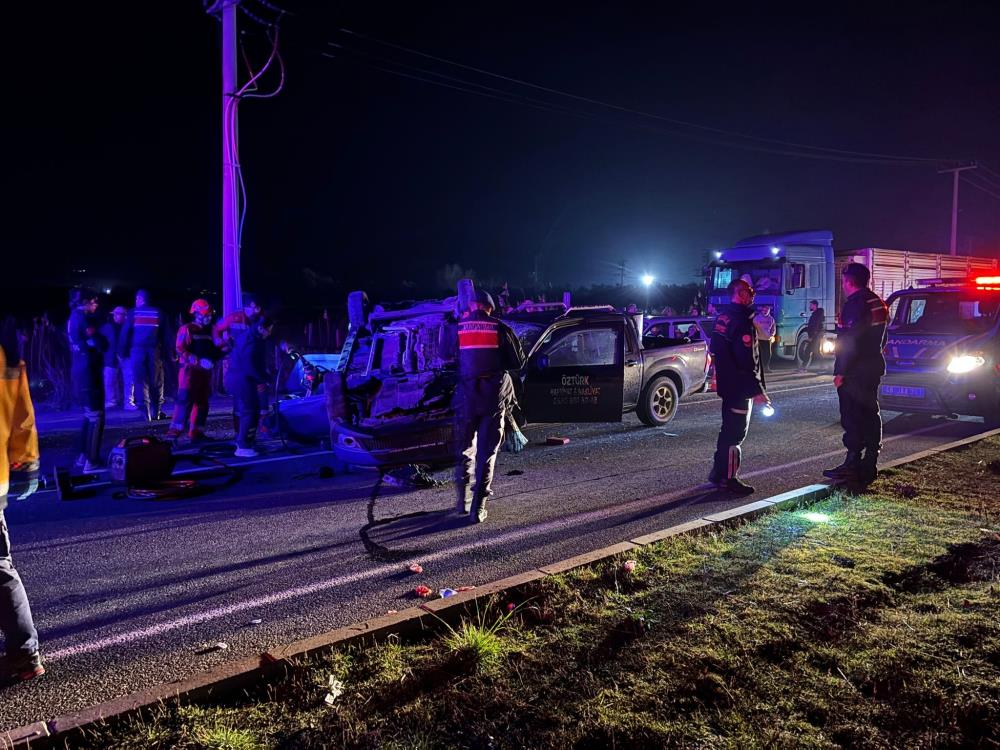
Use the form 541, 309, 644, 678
42, 419, 962, 663
681, 382, 831, 406
42, 480, 706, 661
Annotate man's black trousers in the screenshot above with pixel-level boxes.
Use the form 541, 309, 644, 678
837, 375, 882, 453
711, 397, 752, 480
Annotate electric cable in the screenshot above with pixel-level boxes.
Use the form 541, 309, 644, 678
335, 27, 956, 165
317, 51, 937, 166
961, 176, 1000, 201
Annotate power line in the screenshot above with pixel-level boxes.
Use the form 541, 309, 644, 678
979, 163, 1000, 182
318, 47, 946, 166
967, 169, 1000, 192
961, 175, 1000, 201
336, 27, 957, 166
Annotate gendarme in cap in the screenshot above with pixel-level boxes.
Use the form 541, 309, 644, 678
473, 289, 495, 310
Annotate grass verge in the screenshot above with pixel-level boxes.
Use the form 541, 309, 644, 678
80, 437, 1000, 749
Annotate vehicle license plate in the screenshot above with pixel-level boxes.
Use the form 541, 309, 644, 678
881, 385, 926, 399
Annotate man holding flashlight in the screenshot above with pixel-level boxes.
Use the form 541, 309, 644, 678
708, 278, 771, 495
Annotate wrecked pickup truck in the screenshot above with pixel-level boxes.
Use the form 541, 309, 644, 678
276, 292, 710, 469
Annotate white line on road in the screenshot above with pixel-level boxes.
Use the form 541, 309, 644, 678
42, 419, 958, 662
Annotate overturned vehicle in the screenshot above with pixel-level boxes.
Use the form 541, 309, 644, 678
277, 285, 710, 469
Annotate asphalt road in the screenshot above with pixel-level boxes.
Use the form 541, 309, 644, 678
0, 368, 991, 731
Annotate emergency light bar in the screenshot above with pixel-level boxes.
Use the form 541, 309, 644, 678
974, 275, 1000, 290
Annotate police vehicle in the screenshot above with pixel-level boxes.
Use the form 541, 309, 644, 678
880, 275, 1000, 425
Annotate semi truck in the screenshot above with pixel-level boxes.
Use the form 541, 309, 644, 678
705, 230, 998, 361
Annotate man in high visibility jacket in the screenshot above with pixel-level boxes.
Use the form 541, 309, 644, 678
455, 290, 525, 523
167, 299, 220, 441
0, 322, 44, 686
123, 289, 169, 422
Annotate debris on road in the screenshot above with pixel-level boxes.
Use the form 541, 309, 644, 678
439, 588, 457, 598
408, 563, 424, 574
623, 559, 638, 574
414, 585, 432, 598
324, 676, 345, 706
246, 618, 263, 626
383, 464, 445, 488
546, 436, 570, 446
195, 642, 229, 655
386, 609, 398, 615
457, 585, 476, 592
505, 469, 524, 476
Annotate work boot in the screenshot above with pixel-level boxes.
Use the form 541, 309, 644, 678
823, 450, 863, 480
722, 477, 755, 495
857, 450, 879, 486
155, 410, 168, 421
4, 651, 45, 686
457, 494, 472, 515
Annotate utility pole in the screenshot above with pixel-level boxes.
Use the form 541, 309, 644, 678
206, 0, 242, 314
938, 163, 977, 256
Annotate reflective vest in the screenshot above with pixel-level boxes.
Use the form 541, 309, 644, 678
129, 305, 163, 350
0, 344, 39, 509
458, 311, 502, 379
176, 323, 218, 366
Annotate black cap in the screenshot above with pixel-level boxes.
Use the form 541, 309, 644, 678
474, 289, 495, 309
242, 292, 262, 308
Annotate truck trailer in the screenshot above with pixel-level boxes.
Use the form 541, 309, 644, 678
705, 230, 998, 361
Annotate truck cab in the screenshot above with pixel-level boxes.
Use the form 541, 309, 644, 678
706, 230, 836, 360
880, 276, 1000, 423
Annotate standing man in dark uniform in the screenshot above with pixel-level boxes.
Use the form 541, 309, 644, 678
708, 279, 771, 495
67, 289, 107, 472
455, 290, 525, 524
824, 263, 889, 485
798, 299, 826, 371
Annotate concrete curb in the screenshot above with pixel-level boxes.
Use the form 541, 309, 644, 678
10, 426, 1000, 748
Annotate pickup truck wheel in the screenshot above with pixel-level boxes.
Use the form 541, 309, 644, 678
637, 375, 679, 427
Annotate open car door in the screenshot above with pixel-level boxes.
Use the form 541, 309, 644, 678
521, 320, 625, 422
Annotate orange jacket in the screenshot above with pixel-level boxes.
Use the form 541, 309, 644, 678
1, 343, 39, 510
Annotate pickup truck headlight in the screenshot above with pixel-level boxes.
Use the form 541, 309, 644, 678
820, 339, 836, 355
946, 354, 986, 374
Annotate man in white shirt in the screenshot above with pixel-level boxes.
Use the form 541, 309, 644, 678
753, 304, 777, 373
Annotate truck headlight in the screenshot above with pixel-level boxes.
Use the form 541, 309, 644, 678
820, 339, 836, 355
946, 354, 986, 374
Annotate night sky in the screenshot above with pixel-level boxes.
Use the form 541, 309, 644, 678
4, 1, 999, 310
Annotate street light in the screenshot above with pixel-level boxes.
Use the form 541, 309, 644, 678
641, 274, 654, 313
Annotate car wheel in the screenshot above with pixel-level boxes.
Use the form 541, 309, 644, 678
637, 375, 679, 426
